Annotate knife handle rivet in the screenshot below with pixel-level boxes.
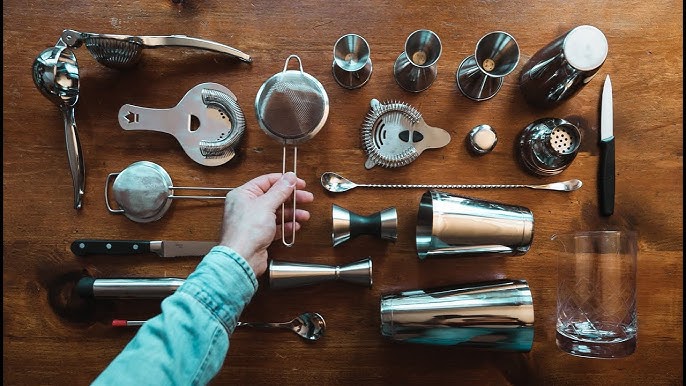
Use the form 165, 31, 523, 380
133, 244, 139, 250
106, 243, 112, 249
79, 243, 85, 249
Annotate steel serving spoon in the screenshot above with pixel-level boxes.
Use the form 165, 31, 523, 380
32, 45, 85, 209
113, 312, 326, 341
237, 312, 326, 341
321, 171, 582, 193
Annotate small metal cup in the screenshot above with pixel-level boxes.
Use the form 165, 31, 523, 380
393, 29, 442, 92
332, 34, 373, 89
269, 257, 372, 289
416, 190, 534, 259
456, 31, 520, 101
519, 25, 609, 108
332, 204, 397, 247
380, 279, 535, 352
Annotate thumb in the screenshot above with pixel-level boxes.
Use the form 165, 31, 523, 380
260, 172, 297, 211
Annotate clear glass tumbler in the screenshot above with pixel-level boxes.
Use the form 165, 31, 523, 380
552, 230, 638, 358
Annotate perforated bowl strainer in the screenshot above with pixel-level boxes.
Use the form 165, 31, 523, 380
516, 118, 582, 176
254, 55, 329, 246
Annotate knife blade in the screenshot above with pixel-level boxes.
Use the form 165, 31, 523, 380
599, 75, 614, 216
70, 239, 217, 257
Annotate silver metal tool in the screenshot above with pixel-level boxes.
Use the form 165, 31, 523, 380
332, 204, 397, 247
466, 124, 498, 155
393, 29, 442, 92
112, 312, 327, 342
255, 55, 329, 247
456, 31, 520, 101
118, 82, 245, 166
332, 33, 373, 89
416, 190, 534, 259
361, 99, 451, 169
269, 258, 372, 289
71, 239, 216, 258
516, 118, 582, 176
519, 25, 608, 108
58, 29, 252, 69
380, 279, 534, 351
105, 161, 233, 223
77, 277, 185, 298
32, 45, 84, 209
320, 171, 583, 193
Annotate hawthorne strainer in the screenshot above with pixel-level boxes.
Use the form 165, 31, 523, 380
516, 117, 582, 176
254, 54, 329, 246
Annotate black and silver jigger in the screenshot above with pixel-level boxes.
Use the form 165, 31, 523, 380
332, 204, 398, 247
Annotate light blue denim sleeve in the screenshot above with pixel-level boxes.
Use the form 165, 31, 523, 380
92, 245, 258, 386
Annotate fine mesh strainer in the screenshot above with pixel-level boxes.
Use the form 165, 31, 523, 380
516, 117, 582, 176
255, 55, 329, 246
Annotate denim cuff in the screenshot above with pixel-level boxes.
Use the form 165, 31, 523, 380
177, 245, 258, 332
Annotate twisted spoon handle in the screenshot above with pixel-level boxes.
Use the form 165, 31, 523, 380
361, 183, 528, 189
236, 321, 290, 329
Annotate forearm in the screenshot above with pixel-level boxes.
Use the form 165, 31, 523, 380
92, 246, 258, 385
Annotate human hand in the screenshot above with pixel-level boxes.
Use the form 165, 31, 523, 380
219, 172, 314, 277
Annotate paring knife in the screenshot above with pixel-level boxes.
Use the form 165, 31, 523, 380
70, 239, 217, 257
599, 75, 615, 216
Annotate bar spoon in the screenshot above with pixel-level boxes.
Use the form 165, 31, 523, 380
113, 312, 326, 341
321, 171, 582, 193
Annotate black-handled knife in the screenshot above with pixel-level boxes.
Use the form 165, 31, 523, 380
599, 75, 614, 216
71, 239, 217, 257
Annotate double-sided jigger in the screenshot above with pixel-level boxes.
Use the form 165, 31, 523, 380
456, 31, 520, 101
332, 34, 373, 89
394, 29, 442, 92
332, 205, 398, 247
269, 258, 373, 289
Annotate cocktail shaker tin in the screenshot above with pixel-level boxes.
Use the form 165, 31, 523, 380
519, 25, 608, 108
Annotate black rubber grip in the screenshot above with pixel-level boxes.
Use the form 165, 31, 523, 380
70, 240, 151, 256
599, 138, 615, 216
76, 277, 95, 298
349, 212, 382, 238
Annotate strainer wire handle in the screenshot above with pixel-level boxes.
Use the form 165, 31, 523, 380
168, 186, 234, 200
282, 146, 298, 247
283, 54, 304, 74
105, 173, 125, 214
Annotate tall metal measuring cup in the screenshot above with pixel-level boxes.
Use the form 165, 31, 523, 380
416, 190, 534, 259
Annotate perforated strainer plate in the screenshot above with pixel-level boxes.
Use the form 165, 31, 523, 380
549, 126, 577, 155
255, 55, 329, 145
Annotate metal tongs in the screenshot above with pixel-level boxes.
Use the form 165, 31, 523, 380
57, 29, 252, 69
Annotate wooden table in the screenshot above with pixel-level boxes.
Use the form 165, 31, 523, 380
3, 1, 683, 384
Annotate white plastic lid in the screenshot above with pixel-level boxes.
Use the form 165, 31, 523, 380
563, 25, 609, 71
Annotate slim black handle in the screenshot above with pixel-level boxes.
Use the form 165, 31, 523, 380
70, 240, 151, 256
599, 138, 615, 216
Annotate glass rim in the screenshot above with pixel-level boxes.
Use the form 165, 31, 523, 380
551, 230, 638, 241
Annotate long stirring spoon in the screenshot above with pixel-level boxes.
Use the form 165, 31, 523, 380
112, 312, 326, 341
321, 171, 582, 193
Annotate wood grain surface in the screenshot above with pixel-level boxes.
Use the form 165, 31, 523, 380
3, 1, 683, 385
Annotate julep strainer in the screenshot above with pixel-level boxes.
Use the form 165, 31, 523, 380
255, 55, 329, 246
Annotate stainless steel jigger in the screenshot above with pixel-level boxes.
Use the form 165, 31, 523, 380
456, 31, 520, 101
393, 30, 442, 92
332, 34, 373, 89
332, 204, 397, 247
269, 258, 372, 289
